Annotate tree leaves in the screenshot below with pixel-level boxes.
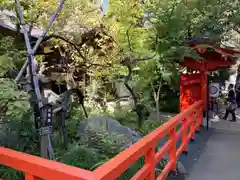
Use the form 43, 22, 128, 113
0, 78, 30, 121
0, 55, 15, 76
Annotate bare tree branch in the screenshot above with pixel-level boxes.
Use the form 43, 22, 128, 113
233, 25, 240, 34
45, 34, 88, 62
28, 10, 44, 39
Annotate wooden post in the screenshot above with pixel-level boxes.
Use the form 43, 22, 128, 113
25, 174, 41, 180
145, 146, 155, 180
196, 110, 201, 132
182, 118, 188, 152
169, 128, 177, 171
40, 108, 50, 159
190, 112, 195, 140
200, 70, 207, 110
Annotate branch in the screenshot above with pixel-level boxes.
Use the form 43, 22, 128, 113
156, 82, 161, 100
28, 10, 44, 39
32, 0, 65, 54
42, 34, 113, 68
86, 63, 113, 68
123, 63, 138, 106
85, 8, 100, 14
44, 34, 88, 62
151, 82, 157, 100
233, 25, 240, 34
131, 53, 157, 62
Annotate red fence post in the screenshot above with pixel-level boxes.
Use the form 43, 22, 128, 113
25, 174, 41, 180
200, 107, 203, 125
169, 127, 177, 171
190, 112, 195, 141
200, 69, 207, 110
182, 118, 188, 152
196, 109, 201, 132
145, 146, 155, 180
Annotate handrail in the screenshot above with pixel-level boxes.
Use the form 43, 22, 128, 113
0, 100, 203, 180
0, 147, 95, 180
93, 100, 203, 179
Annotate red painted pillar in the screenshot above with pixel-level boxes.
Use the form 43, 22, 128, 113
200, 63, 207, 110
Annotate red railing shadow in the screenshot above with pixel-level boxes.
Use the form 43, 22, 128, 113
0, 100, 203, 180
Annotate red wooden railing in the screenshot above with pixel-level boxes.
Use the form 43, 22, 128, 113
0, 100, 203, 180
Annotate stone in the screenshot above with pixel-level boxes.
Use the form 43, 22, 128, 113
177, 161, 187, 175
167, 172, 185, 180
148, 111, 177, 121
77, 116, 141, 149
166, 162, 187, 180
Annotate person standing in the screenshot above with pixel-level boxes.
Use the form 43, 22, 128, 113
235, 65, 240, 107
223, 84, 237, 122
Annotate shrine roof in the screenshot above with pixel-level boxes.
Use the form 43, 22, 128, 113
183, 42, 240, 71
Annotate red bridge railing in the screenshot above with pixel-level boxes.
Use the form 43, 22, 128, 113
0, 100, 203, 180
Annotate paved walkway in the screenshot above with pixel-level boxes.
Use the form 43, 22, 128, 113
186, 110, 240, 180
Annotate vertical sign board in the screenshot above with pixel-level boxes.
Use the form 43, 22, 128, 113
180, 73, 202, 112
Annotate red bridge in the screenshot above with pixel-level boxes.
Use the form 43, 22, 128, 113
0, 100, 203, 180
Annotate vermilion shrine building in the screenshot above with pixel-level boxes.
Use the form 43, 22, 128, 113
180, 42, 240, 113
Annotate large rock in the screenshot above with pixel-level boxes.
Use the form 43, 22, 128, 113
148, 111, 177, 122
77, 116, 187, 177
77, 116, 141, 149
165, 162, 187, 180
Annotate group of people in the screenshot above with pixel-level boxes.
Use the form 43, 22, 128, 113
223, 67, 240, 122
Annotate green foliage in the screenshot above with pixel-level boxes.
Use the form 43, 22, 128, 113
79, 129, 125, 157
59, 145, 104, 170
111, 109, 138, 126
0, 78, 30, 119
0, 36, 33, 180
140, 120, 164, 136
65, 104, 86, 142
0, 115, 38, 180
118, 157, 145, 180
0, 55, 15, 76
209, 69, 231, 85
0, 166, 24, 180
0, 35, 26, 69
0, 55, 30, 121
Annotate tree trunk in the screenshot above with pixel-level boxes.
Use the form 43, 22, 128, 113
40, 108, 50, 159
40, 136, 49, 158
122, 63, 144, 128
156, 100, 160, 121
153, 83, 161, 121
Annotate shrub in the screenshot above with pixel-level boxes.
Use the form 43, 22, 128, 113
59, 145, 104, 170
140, 120, 164, 136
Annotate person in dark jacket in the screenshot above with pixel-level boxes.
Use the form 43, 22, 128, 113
223, 84, 236, 122
235, 68, 240, 107
235, 65, 240, 107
